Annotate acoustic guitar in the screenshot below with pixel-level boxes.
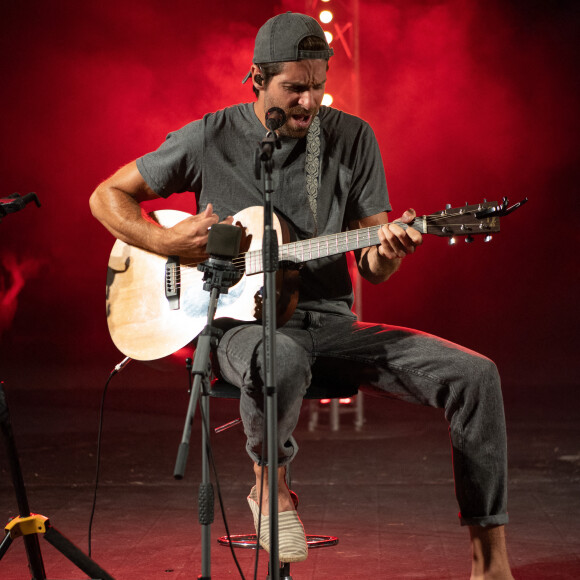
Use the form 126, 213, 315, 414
106, 201, 506, 361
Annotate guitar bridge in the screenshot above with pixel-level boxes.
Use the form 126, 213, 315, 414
165, 256, 180, 310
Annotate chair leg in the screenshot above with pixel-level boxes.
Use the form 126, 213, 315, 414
308, 399, 319, 431
330, 399, 340, 431
355, 392, 365, 431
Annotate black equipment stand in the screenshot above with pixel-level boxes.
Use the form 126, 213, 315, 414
0, 383, 114, 580
1, 193, 113, 579
173, 225, 243, 580
257, 111, 285, 580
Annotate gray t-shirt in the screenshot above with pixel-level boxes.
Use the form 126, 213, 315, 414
137, 103, 390, 316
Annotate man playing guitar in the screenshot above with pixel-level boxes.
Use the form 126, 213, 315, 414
90, 12, 513, 578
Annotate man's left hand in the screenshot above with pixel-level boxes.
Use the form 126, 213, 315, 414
376, 208, 423, 260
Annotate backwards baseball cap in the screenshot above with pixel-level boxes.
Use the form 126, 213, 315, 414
242, 12, 334, 83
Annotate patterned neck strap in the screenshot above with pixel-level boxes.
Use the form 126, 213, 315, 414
305, 114, 321, 234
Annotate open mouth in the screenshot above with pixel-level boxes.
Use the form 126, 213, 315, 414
291, 114, 312, 127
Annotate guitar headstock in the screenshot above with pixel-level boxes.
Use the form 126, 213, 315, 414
421, 201, 501, 240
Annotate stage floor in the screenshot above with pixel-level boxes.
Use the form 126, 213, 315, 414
1, 361, 579, 579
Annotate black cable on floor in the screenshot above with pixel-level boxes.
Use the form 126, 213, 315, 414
88, 356, 248, 578
87, 356, 130, 557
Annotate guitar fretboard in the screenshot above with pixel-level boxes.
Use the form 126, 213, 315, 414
244, 219, 424, 275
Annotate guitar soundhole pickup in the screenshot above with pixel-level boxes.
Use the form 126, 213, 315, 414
165, 256, 180, 310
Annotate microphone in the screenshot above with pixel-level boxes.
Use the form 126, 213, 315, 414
265, 107, 286, 132
199, 223, 243, 293
206, 223, 242, 260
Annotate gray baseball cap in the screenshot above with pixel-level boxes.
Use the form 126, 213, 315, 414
242, 12, 334, 83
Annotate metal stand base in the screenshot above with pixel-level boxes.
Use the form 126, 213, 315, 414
216, 533, 339, 550
217, 530, 338, 580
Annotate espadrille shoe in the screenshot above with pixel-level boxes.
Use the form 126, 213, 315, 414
247, 485, 308, 563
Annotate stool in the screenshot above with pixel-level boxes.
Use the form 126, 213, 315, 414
308, 390, 365, 432
210, 379, 358, 571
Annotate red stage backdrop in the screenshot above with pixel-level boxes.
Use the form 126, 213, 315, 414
1, 0, 578, 395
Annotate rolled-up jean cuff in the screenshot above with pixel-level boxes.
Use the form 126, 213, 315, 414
246, 436, 298, 467
460, 513, 509, 527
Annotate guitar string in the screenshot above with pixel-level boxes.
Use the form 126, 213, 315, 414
173, 209, 494, 276
175, 232, 491, 281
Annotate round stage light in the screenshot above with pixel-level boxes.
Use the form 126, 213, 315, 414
319, 10, 333, 24
322, 93, 333, 106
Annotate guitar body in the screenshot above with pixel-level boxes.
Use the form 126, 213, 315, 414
106, 207, 298, 361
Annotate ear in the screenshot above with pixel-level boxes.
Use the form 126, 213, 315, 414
251, 64, 264, 91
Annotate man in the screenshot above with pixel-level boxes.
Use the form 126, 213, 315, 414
90, 12, 513, 578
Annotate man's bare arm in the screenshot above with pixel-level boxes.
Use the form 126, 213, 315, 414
89, 161, 230, 261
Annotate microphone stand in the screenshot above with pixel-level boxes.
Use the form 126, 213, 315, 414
173, 228, 242, 580
258, 127, 282, 580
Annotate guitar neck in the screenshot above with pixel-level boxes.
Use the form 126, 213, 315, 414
244, 220, 421, 275
243, 201, 501, 275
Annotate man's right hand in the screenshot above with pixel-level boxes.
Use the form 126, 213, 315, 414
161, 203, 234, 262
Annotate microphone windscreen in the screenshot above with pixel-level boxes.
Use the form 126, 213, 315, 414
265, 107, 287, 131
206, 224, 242, 258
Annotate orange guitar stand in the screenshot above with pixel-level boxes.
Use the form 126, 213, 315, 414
0, 383, 114, 580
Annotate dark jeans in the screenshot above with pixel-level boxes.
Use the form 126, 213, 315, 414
216, 309, 508, 527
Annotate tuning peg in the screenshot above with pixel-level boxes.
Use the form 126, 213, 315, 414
484, 235, 493, 243
465, 235, 474, 244
448, 237, 457, 246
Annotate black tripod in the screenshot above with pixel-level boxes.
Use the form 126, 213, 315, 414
1, 193, 113, 579
0, 383, 114, 580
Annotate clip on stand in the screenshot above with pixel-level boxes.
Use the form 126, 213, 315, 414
173, 224, 243, 580
0, 194, 113, 579
255, 107, 286, 580
0, 192, 41, 222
